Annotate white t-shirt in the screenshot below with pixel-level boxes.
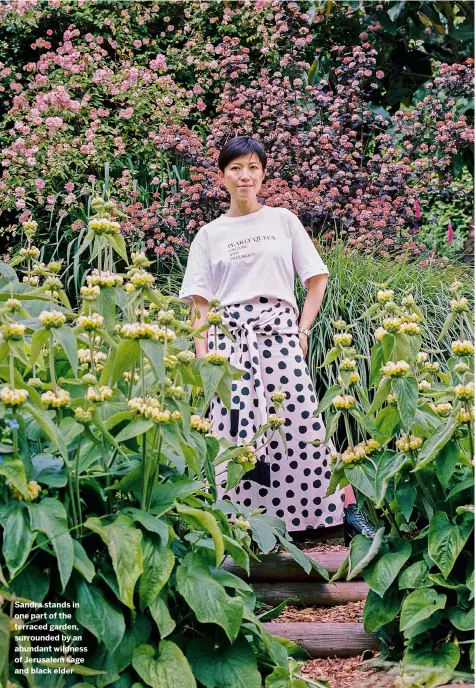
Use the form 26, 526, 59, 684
178, 205, 329, 313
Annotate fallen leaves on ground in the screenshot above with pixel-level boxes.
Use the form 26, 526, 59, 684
275, 600, 365, 624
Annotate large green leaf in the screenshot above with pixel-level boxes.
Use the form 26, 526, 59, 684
398, 561, 432, 590
428, 511, 474, 579
414, 415, 457, 471
176, 551, 243, 642
76, 580, 125, 652
27, 499, 74, 591
132, 642, 196, 688
176, 503, 224, 567
84, 515, 143, 608
72, 540, 95, 583
141, 340, 165, 383
435, 441, 461, 488
187, 635, 261, 688
344, 461, 376, 500
105, 232, 128, 262
316, 384, 341, 414
404, 640, 459, 683
0, 458, 30, 500
400, 588, 447, 632
391, 376, 418, 432
112, 340, 140, 384
24, 403, 68, 460
3, 502, 36, 576
363, 583, 401, 633
374, 451, 411, 507
363, 538, 411, 598
395, 479, 416, 521
115, 419, 154, 443
149, 593, 176, 638
121, 508, 169, 545
54, 325, 78, 376
139, 533, 175, 611
449, 604, 474, 631
29, 328, 50, 367
248, 517, 277, 554
347, 528, 385, 580
367, 376, 391, 416
201, 363, 226, 407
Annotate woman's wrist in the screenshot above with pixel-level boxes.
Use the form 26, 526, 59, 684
298, 325, 310, 336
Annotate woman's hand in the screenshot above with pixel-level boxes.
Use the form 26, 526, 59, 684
298, 332, 308, 357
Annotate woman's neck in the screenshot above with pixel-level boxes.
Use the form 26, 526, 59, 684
224, 200, 262, 218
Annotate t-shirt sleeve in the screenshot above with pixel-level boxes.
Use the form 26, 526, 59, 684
287, 211, 329, 289
178, 231, 213, 303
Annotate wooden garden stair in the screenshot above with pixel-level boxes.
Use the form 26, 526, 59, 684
223, 548, 378, 658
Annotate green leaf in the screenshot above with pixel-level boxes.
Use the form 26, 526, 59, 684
227, 461, 245, 491
176, 551, 243, 642
175, 503, 224, 567
428, 511, 474, 579
392, 376, 418, 432
414, 415, 457, 471
76, 580, 125, 652
369, 342, 385, 386
0, 458, 30, 500
72, 539, 95, 583
395, 479, 416, 521
141, 339, 165, 383
222, 535, 249, 576
139, 533, 175, 611
132, 642, 196, 688
316, 384, 341, 413
24, 403, 68, 460
29, 328, 50, 367
112, 340, 140, 384
201, 363, 226, 408
149, 593, 176, 638
53, 325, 78, 376
3, 502, 36, 576
187, 635, 261, 688
344, 461, 376, 500
347, 528, 385, 580
367, 376, 391, 416
448, 605, 474, 631
265, 667, 309, 687
375, 451, 411, 507
435, 440, 461, 488
375, 406, 400, 440
248, 517, 277, 554
363, 583, 401, 633
363, 538, 412, 597
121, 508, 169, 545
276, 532, 329, 581
318, 346, 340, 368
398, 561, 432, 590
96, 286, 117, 336
324, 410, 341, 441
400, 588, 447, 631
27, 498, 74, 591
115, 419, 154, 443
84, 514, 143, 608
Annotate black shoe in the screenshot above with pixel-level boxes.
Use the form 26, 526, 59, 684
344, 504, 377, 545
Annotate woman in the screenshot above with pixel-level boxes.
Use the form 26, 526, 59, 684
179, 136, 345, 534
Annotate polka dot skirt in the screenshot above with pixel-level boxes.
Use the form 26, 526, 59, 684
209, 297, 345, 533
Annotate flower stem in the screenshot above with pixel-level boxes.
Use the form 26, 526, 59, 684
49, 332, 57, 393
74, 437, 82, 536
343, 411, 354, 449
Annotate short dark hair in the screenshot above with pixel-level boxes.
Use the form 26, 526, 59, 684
217, 136, 267, 172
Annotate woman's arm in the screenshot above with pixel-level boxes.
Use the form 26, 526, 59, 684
190, 295, 210, 358
298, 273, 328, 356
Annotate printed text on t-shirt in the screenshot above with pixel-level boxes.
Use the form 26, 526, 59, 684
227, 235, 276, 262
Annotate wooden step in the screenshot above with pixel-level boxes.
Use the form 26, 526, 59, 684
223, 550, 350, 581
254, 581, 368, 606
264, 622, 377, 658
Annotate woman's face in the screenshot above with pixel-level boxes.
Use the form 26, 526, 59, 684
220, 152, 265, 200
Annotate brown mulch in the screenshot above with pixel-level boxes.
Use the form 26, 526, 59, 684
295, 538, 347, 553
275, 600, 365, 624
300, 655, 396, 688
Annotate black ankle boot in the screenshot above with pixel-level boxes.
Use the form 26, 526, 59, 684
344, 504, 377, 545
